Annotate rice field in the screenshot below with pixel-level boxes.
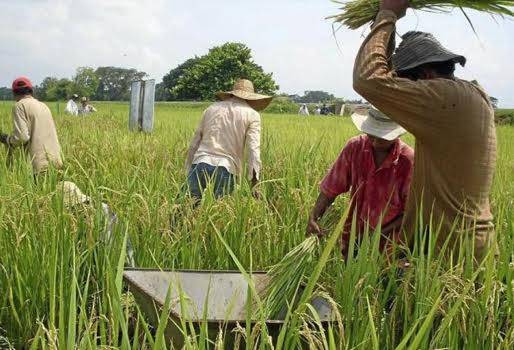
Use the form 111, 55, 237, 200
1, 101, 514, 349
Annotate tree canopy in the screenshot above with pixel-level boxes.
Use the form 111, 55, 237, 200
161, 42, 278, 101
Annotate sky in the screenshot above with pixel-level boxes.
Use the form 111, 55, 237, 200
1, 0, 513, 107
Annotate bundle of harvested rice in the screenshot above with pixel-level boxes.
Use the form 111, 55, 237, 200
264, 236, 318, 319
330, 0, 514, 30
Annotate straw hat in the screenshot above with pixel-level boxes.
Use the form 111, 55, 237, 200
216, 79, 273, 111
351, 108, 406, 141
57, 181, 91, 207
392, 31, 466, 73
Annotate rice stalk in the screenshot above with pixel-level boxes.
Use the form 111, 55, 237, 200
264, 236, 318, 319
330, 0, 514, 29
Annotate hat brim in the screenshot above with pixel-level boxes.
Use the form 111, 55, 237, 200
351, 111, 406, 141
216, 90, 273, 111
395, 53, 466, 73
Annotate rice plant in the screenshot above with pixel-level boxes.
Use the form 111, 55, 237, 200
330, 0, 514, 29
0, 101, 513, 348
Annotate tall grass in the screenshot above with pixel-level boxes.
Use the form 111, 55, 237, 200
0, 101, 513, 348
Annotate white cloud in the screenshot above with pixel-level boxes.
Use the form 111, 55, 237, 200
1, 1, 513, 106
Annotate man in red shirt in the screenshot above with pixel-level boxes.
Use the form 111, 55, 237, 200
307, 107, 414, 259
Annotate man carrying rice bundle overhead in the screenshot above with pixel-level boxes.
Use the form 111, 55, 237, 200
353, 0, 497, 261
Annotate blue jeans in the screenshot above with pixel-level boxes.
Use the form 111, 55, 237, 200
187, 163, 235, 200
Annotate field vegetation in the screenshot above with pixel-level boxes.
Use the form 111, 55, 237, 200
1, 101, 514, 349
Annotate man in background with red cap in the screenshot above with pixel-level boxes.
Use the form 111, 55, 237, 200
0, 77, 63, 175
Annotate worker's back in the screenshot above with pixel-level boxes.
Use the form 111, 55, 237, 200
193, 97, 260, 176
14, 97, 63, 173
402, 79, 497, 256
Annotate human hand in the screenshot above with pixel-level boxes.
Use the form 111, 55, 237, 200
380, 0, 409, 19
306, 217, 325, 238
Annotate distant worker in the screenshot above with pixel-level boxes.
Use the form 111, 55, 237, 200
320, 104, 330, 115
314, 106, 321, 115
307, 108, 414, 260
298, 104, 310, 116
185, 78, 272, 201
65, 94, 79, 116
353, 0, 497, 260
0, 77, 63, 175
79, 97, 97, 116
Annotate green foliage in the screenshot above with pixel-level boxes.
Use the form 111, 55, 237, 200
44, 78, 74, 101
162, 42, 278, 101
496, 109, 514, 125
94, 66, 148, 101
264, 96, 299, 114
1, 101, 514, 348
294, 90, 335, 103
0, 87, 11, 101
70, 67, 99, 98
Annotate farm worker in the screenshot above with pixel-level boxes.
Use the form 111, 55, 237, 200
298, 104, 310, 116
185, 78, 272, 200
307, 107, 414, 259
79, 97, 97, 116
0, 77, 63, 175
314, 106, 321, 115
65, 94, 79, 116
57, 181, 135, 267
353, 0, 496, 260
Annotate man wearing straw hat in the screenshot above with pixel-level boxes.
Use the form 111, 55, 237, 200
185, 78, 272, 200
353, 0, 497, 260
0, 77, 63, 175
307, 107, 414, 259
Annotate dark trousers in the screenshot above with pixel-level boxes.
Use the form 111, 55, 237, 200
187, 163, 235, 200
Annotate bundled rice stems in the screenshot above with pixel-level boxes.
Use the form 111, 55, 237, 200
264, 236, 318, 319
330, 0, 514, 29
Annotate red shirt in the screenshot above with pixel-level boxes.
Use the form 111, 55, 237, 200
320, 135, 414, 249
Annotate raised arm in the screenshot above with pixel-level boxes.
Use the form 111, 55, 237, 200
353, 6, 448, 139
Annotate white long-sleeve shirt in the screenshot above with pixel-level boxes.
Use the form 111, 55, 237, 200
186, 97, 261, 180
65, 99, 78, 116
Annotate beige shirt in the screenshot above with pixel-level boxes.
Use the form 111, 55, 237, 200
8, 96, 63, 173
186, 97, 261, 180
353, 10, 497, 257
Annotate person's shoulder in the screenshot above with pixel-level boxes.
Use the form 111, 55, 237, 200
398, 140, 414, 163
346, 134, 367, 147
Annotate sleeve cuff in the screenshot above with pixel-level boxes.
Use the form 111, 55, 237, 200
374, 10, 398, 26
319, 183, 338, 199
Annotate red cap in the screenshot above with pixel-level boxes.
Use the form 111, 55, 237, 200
12, 77, 33, 92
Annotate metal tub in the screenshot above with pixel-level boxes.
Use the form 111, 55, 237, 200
123, 268, 333, 348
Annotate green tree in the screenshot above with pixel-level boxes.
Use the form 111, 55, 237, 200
297, 91, 335, 103
0, 87, 12, 100
71, 67, 99, 98
162, 42, 278, 101
41, 78, 73, 101
94, 66, 147, 101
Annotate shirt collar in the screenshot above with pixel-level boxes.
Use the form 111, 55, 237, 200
364, 135, 402, 170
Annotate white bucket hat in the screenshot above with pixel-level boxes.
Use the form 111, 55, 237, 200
351, 107, 406, 141
57, 181, 91, 207
216, 79, 273, 111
